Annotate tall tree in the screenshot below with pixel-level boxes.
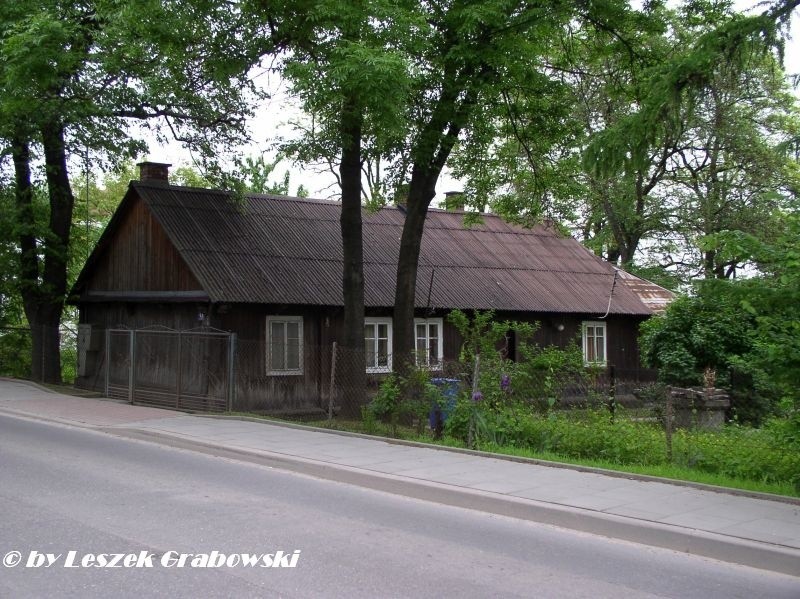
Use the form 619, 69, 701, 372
663, 48, 797, 279
262, 1, 647, 375
0, 0, 257, 382
389, 1, 643, 370
247, 0, 415, 405
584, 0, 799, 276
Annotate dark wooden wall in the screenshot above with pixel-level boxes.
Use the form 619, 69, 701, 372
440, 310, 646, 372
214, 304, 327, 412
88, 196, 201, 292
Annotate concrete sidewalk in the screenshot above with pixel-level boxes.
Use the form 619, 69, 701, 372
1, 378, 799, 576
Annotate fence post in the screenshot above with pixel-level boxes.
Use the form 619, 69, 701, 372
328, 342, 337, 421
176, 330, 182, 409
128, 330, 135, 404
105, 328, 111, 397
664, 385, 673, 462
468, 352, 480, 449
227, 332, 237, 412
607, 364, 616, 423
41, 324, 46, 383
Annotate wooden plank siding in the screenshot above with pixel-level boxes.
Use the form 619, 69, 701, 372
87, 196, 202, 292
213, 305, 326, 413
439, 310, 646, 373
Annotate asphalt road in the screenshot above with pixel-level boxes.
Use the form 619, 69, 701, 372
1, 413, 798, 599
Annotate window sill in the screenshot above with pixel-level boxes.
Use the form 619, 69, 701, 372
267, 370, 304, 376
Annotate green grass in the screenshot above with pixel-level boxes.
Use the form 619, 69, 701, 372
232, 412, 800, 499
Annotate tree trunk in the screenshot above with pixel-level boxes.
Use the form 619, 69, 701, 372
11, 123, 76, 383
338, 96, 366, 415
27, 307, 63, 383
392, 172, 437, 374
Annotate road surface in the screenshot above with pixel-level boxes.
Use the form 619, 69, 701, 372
1, 413, 798, 598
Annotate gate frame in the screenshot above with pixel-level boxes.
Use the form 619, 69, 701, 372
105, 326, 236, 411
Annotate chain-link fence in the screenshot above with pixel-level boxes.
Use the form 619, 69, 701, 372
0, 325, 78, 384
523, 383, 799, 488
129, 335, 659, 419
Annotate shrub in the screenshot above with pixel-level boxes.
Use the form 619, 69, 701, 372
0, 329, 32, 378
365, 370, 444, 436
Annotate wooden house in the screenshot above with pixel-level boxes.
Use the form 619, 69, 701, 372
69, 163, 673, 413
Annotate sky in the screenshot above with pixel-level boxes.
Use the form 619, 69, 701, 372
140, 2, 800, 205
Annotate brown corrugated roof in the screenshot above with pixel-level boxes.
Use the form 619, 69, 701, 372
87, 182, 659, 315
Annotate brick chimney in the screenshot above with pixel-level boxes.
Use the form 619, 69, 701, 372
443, 190, 464, 211
137, 161, 171, 184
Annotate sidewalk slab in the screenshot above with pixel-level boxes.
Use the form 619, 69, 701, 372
0, 379, 184, 427
1, 378, 799, 576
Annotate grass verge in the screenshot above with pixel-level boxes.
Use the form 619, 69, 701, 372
229, 412, 799, 499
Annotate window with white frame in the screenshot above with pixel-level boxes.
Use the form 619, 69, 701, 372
364, 318, 392, 373
267, 316, 303, 375
415, 318, 443, 368
582, 321, 606, 366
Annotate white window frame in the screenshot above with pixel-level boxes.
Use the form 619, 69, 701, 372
266, 316, 304, 376
582, 321, 607, 367
364, 317, 393, 373
414, 317, 444, 370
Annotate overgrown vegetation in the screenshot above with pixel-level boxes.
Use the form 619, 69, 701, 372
642, 212, 800, 431
354, 309, 800, 496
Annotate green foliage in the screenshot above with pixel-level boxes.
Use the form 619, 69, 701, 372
439, 307, 798, 489
448, 309, 586, 414
578, 2, 799, 277
672, 423, 800, 487
0, 328, 32, 378
513, 343, 587, 412
238, 154, 309, 197
640, 281, 754, 388
448, 405, 799, 487
642, 211, 800, 425
364, 369, 443, 437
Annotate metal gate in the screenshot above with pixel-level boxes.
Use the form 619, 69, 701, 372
105, 326, 236, 412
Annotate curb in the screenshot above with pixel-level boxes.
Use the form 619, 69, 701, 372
102, 425, 800, 578
198, 413, 800, 507
7, 377, 796, 506
2, 403, 799, 576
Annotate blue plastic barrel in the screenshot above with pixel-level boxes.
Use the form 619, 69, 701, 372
429, 377, 460, 429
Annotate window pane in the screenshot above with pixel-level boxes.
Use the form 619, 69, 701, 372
364, 339, 376, 367
270, 322, 285, 370
416, 324, 426, 339
586, 336, 595, 362
378, 324, 388, 340
429, 339, 438, 362
364, 324, 375, 339
378, 338, 388, 367
427, 323, 439, 363
286, 321, 300, 341
582, 323, 606, 364
286, 342, 300, 370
